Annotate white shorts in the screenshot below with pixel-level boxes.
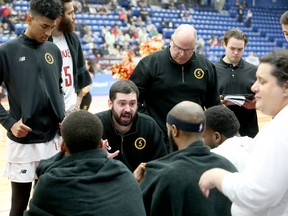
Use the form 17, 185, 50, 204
3, 134, 62, 183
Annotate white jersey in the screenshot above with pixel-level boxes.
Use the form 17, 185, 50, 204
53, 34, 76, 113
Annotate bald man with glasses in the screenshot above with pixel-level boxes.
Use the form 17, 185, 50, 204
130, 24, 221, 152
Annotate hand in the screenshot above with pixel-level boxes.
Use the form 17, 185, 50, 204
242, 98, 256, 109
133, 163, 146, 184
198, 170, 216, 198
198, 168, 231, 198
10, 119, 32, 138
101, 139, 120, 158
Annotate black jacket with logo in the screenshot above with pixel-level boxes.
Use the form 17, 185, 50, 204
96, 110, 168, 171
0, 34, 65, 144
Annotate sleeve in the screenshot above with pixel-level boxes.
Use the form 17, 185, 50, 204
204, 61, 221, 108
0, 50, 17, 130
129, 59, 150, 114
74, 35, 92, 91
222, 122, 288, 211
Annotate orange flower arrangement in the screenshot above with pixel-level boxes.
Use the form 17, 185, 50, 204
139, 35, 165, 57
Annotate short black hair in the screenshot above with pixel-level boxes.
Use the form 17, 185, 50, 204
30, 0, 63, 20
204, 105, 240, 138
109, 80, 139, 101
61, 110, 103, 154
60, 0, 72, 14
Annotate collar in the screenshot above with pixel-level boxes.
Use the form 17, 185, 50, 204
19, 32, 44, 48
220, 55, 245, 69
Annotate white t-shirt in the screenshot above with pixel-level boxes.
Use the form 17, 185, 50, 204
212, 136, 254, 172
53, 34, 76, 113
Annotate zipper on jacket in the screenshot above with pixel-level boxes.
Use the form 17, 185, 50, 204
120, 135, 124, 154
181, 66, 184, 82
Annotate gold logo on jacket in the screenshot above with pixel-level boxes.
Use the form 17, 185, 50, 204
45, 53, 54, 64
135, 137, 146, 150
194, 68, 204, 79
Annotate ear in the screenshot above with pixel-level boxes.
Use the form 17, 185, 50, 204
214, 132, 223, 148
171, 124, 179, 137
26, 14, 33, 25
108, 99, 112, 109
283, 81, 288, 97
60, 140, 67, 153
99, 139, 104, 149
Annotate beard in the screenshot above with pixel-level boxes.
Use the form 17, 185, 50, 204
111, 108, 136, 127
169, 133, 178, 152
57, 16, 74, 33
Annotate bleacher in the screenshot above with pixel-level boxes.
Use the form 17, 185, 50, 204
8, 0, 288, 62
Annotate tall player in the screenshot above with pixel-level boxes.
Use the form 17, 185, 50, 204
50, 0, 91, 114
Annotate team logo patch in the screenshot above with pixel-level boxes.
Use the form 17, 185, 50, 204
45, 53, 54, 64
194, 68, 204, 79
134, 137, 146, 150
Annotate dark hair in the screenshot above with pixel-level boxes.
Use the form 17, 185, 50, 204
61, 110, 103, 154
280, 11, 288, 25
260, 49, 288, 86
222, 28, 248, 46
30, 0, 63, 20
204, 105, 240, 138
109, 80, 139, 101
60, 0, 72, 14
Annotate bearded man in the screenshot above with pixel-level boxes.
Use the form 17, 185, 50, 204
96, 80, 167, 172
50, 0, 91, 115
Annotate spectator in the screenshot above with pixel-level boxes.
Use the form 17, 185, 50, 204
199, 49, 288, 216
129, 24, 221, 151
24, 110, 146, 216
2, 22, 12, 35
96, 80, 167, 172
245, 51, 260, 66
119, 8, 128, 24
50, 0, 91, 115
180, 10, 193, 22
82, 27, 95, 49
134, 101, 237, 215
237, 4, 244, 22
1, 3, 11, 23
245, 9, 253, 28
98, 42, 110, 57
215, 29, 259, 138
280, 10, 288, 42
208, 34, 220, 47
0, 0, 64, 215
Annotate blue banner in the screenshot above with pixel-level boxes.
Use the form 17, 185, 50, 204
90, 73, 116, 96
